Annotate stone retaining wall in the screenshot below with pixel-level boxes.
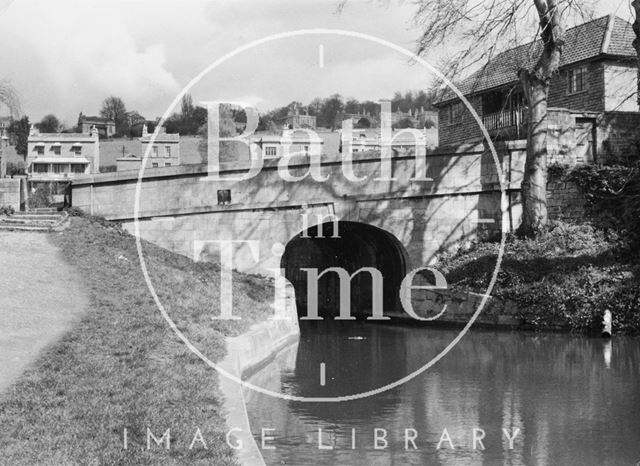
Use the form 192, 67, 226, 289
217, 283, 299, 466
0, 178, 21, 210
401, 287, 521, 328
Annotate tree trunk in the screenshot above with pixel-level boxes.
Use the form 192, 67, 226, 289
519, 74, 550, 236
633, 1, 640, 107
517, 0, 565, 237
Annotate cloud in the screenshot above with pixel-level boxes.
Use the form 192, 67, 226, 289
0, 0, 180, 121
0, 0, 466, 121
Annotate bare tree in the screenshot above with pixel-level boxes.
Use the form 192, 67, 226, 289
517, 1, 565, 236
335, 0, 591, 235
0, 79, 22, 117
633, 0, 640, 107
404, 0, 589, 236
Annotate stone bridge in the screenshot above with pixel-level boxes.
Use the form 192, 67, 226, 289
72, 142, 526, 317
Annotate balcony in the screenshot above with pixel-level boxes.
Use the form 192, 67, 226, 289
481, 107, 527, 138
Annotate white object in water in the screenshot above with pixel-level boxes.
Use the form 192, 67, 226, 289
603, 340, 612, 369
602, 309, 612, 337
348, 336, 366, 340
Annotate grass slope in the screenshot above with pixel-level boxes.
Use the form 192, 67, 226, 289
0, 216, 273, 465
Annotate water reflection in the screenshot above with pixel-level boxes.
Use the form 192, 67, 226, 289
245, 324, 640, 466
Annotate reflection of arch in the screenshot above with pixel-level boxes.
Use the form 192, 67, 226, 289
281, 221, 409, 320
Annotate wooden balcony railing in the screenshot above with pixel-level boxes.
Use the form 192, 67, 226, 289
482, 108, 527, 135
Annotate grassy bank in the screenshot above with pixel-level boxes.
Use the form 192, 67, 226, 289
0, 216, 274, 464
437, 222, 640, 335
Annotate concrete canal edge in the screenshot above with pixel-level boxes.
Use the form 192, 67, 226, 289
218, 284, 300, 466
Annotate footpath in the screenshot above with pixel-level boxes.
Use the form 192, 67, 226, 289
0, 231, 88, 393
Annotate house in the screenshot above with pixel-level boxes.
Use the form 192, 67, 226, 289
344, 127, 437, 155
78, 112, 116, 137
278, 105, 317, 129
26, 125, 100, 185
116, 124, 181, 171
391, 107, 439, 129
249, 129, 324, 159
434, 15, 639, 163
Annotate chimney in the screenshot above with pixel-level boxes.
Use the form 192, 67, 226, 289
142, 124, 148, 137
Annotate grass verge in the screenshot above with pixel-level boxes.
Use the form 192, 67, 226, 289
0, 216, 274, 465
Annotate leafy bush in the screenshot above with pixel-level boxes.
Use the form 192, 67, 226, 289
28, 185, 53, 209
99, 165, 117, 173
436, 222, 639, 334
567, 163, 640, 244
65, 207, 85, 217
6, 161, 25, 177
0, 205, 15, 216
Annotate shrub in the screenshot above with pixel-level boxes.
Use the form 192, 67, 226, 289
6, 161, 25, 177
567, 163, 640, 244
436, 222, 639, 334
0, 205, 15, 216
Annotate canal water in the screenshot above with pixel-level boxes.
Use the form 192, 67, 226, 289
244, 323, 640, 465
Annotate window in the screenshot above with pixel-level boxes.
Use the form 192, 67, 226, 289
33, 163, 48, 173
165, 146, 171, 157
217, 189, 231, 205
165, 162, 171, 167
52, 164, 66, 174
264, 146, 277, 157
52, 145, 61, 155
152, 146, 158, 157
152, 162, 158, 168
34, 145, 44, 155
303, 145, 309, 155
71, 164, 86, 174
448, 102, 464, 124
71, 144, 82, 155
568, 66, 587, 94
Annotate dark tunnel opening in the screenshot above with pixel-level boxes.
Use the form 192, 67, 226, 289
281, 221, 409, 321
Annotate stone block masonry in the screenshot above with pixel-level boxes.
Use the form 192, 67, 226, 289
547, 179, 586, 223
71, 146, 527, 274
0, 178, 21, 210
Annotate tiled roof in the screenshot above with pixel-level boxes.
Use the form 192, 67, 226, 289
436, 15, 636, 105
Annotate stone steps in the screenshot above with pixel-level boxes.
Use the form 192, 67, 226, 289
10, 214, 64, 221
0, 224, 52, 232
0, 211, 69, 232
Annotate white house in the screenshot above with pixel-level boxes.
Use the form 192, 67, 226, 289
116, 124, 181, 171
249, 129, 324, 159
26, 125, 100, 182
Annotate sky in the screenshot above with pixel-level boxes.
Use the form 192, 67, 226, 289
0, 0, 634, 125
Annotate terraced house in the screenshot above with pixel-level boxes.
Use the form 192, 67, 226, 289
434, 15, 640, 164
26, 125, 100, 181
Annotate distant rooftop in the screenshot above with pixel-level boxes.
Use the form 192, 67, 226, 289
80, 115, 115, 124
139, 125, 179, 142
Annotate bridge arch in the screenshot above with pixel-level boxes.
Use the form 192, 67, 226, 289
281, 221, 409, 320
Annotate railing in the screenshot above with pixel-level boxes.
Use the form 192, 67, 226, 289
482, 108, 527, 133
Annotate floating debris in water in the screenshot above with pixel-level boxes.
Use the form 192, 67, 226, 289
348, 336, 366, 340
